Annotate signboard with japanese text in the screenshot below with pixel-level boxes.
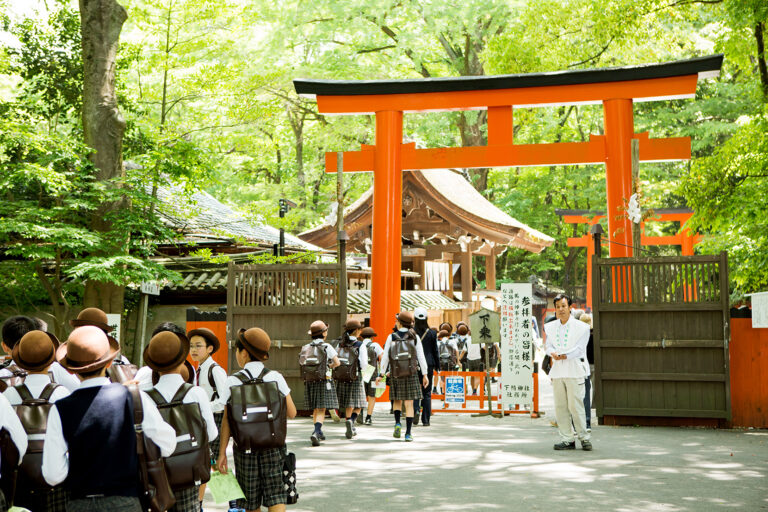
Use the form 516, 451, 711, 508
106, 313, 121, 343
500, 283, 534, 409
469, 308, 500, 345
445, 376, 465, 404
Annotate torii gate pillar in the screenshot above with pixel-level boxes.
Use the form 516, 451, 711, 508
603, 98, 634, 257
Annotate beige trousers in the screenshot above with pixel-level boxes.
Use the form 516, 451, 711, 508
552, 377, 590, 442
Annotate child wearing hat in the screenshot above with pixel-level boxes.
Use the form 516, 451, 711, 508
360, 326, 382, 425
70, 307, 131, 365
3, 330, 71, 512
333, 319, 368, 440
145, 331, 218, 512
0, 392, 27, 512
302, 320, 341, 446
1, 316, 80, 391
217, 327, 297, 512
375, 312, 429, 442
42, 326, 177, 512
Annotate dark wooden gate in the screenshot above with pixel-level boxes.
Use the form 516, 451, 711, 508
226, 262, 347, 410
592, 253, 731, 425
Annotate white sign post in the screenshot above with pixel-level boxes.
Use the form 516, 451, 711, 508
500, 283, 534, 411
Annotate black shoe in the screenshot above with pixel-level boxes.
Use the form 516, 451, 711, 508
318, 432, 326, 441
554, 441, 576, 450
345, 420, 354, 439
581, 440, 593, 451
422, 421, 430, 427
413, 416, 420, 426
310, 433, 320, 446
364, 416, 372, 425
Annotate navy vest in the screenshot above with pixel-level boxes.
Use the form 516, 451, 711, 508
56, 383, 140, 499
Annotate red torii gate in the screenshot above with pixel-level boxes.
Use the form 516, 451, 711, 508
556, 208, 703, 309
294, 55, 722, 338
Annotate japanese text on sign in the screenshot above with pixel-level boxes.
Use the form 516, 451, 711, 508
500, 283, 534, 409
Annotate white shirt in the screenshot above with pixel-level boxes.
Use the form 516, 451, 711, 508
3, 373, 71, 405
0, 393, 27, 478
379, 329, 429, 376
150, 373, 218, 442
544, 317, 590, 379
465, 335, 482, 360
225, 361, 291, 397
135, 365, 154, 390
0, 361, 80, 392
42, 377, 177, 486
438, 338, 458, 351
196, 357, 230, 413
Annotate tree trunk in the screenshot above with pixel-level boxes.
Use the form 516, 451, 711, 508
79, 0, 128, 315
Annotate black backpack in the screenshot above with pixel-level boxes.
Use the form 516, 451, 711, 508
364, 341, 380, 380
438, 340, 457, 370
13, 383, 60, 490
226, 368, 287, 451
299, 342, 327, 382
207, 363, 221, 400
332, 342, 360, 382
146, 384, 211, 491
389, 331, 419, 378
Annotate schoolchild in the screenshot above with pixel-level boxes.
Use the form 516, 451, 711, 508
3, 330, 71, 512
134, 321, 188, 389
333, 319, 368, 440
216, 328, 297, 512
460, 323, 485, 394
375, 312, 429, 442
0, 316, 80, 392
413, 308, 437, 426
42, 326, 177, 511
360, 327, 383, 425
0, 392, 27, 512
435, 329, 459, 395
299, 321, 340, 446
145, 331, 218, 512
70, 307, 131, 364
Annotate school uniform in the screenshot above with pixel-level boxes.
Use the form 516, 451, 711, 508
362, 339, 384, 398
42, 377, 177, 511
225, 361, 291, 511
335, 337, 368, 409
194, 356, 228, 464
303, 341, 340, 410
0, 361, 80, 392
0, 393, 27, 512
150, 373, 219, 512
465, 335, 485, 371
134, 365, 154, 389
379, 329, 428, 401
3, 375, 71, 512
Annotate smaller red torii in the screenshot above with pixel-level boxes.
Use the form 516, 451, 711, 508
556, 208, 702, 309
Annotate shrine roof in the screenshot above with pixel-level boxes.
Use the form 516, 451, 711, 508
294, 55, 722, 97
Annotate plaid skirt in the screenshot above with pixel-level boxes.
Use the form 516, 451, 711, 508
336, 379, 367, 409
468, 359, 485, 371
169, 485, 200, 512
304, 380, 339, 410
234, 446, 287, 510
209, 411, 224, 461
390, 374, 422, 400
15, 484, 68, 512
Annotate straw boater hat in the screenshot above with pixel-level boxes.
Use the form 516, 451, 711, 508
70, 307, 112, 333
237, 328, 271, 361
308, 320, 328, 337
13, 330, 60, 372
343, 319, 362, 332
360, 327, 377, 339
144, 331, 191, 372
187, 327, 220, 353
396, 311, 415, 328
57, 326, 120, 373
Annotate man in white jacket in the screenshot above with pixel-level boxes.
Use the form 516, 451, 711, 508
544, 294, 592, 451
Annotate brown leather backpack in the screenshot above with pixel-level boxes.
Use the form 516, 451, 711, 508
298, 342, 327, 383
0, 364, 28, 392
107, 359, 138, 383
389, 330, 419, 378
332, 342, 360, 382
226, 367, 287, 451
146, 384, 211, 491
128, 385, 175, 512
13, 383, 59, 489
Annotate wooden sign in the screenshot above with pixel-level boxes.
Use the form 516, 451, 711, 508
469, 307, 500, 345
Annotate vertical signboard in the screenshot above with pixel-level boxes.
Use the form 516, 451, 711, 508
500, 283, 534, 409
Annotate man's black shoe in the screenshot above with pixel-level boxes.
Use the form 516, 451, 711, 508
581, 440, 593, 451
553, 441, 576, 450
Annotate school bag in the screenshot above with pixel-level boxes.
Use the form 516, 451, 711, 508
0, 362, 27, 392
364, 341, 379, 380
332, 341, 360, 382
298, 341, 327, 382
13, 383, 60, 490
146, 384, 211, 491
389, 330, 419, 378
0, 426, 20, 504
107, 359, 139, 384
207, 362, 221, 401
226, 367, 287, 451
438, 340, 457, 370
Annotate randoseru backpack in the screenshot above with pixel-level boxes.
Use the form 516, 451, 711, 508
389, 331, 419, 378
365, 341, 379, 380
298, 342, 327, 383
0, 363, 28, 392
226, 368, 287, 451
107, 359, 139, 384
438, 340, 457, 370
332, 342, 360, 382
146, 384, 211, 491
13, 383, 60, 490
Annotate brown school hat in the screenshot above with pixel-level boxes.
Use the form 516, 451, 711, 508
439, 322, 453, 333
437, 329, 450, 339
70, 307, 112, 333
457, 323, 470, 335
144, 331, 191, 372
187, 327, 220, 354
308, 320, 328, 337
343, 319, 362, 331
57, 326, 120, 373
396, 311, 414, 327
12, 330, 60, 372
360, 327, 377, 339
237, 328, 271, 361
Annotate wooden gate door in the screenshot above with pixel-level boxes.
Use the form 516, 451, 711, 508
227, 262, 347, 411
592, 253, 731, 425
